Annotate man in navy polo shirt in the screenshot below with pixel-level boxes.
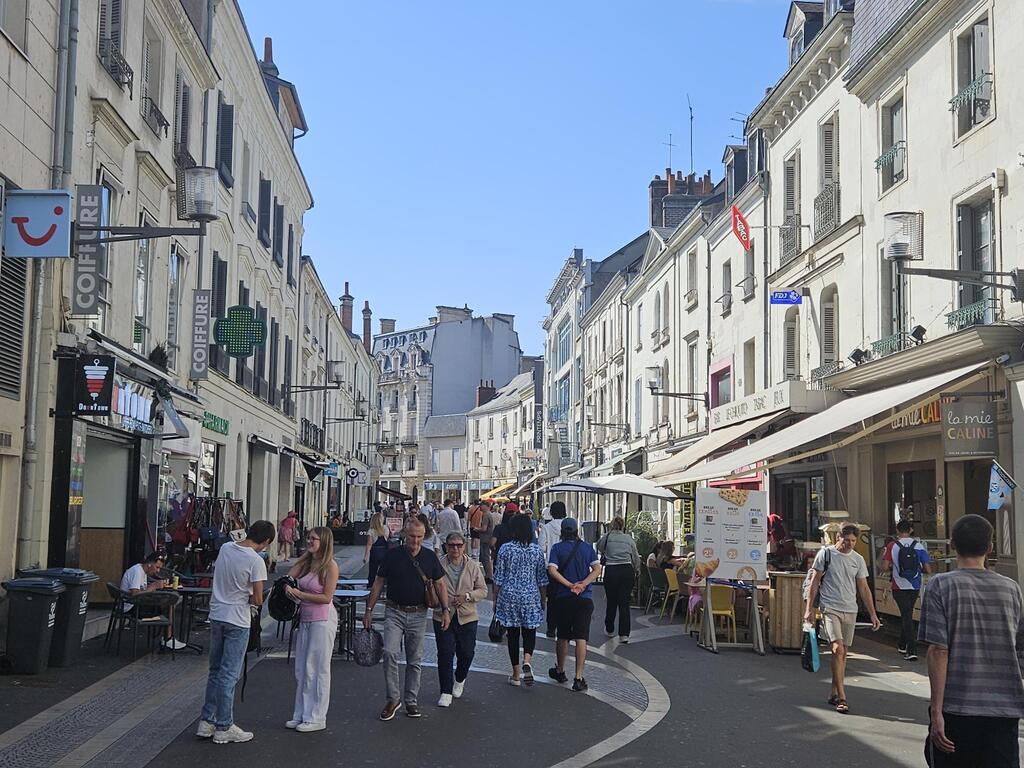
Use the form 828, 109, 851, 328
547, 518, 602, 692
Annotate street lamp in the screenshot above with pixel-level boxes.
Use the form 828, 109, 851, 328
645, 365, 708, 407
584, 405, 630, 436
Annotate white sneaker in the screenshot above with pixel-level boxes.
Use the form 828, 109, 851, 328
452, 680, 465, 699
196, 720, 215, 739
437, 694, 453, 708
296, 722, 326, 733
285, 720, 300, 729
213, 724, 254, 744
619, 636, 630, 644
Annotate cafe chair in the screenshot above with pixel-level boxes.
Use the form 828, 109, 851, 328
660, 568, 681, 620
645, 567, 668, 614
699, 585, 737, 643
104, 583, 181, 658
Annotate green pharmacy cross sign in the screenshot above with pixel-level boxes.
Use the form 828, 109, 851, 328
214, 305, 267, 358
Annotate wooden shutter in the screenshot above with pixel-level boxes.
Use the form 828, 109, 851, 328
821, 121, 835, 186
784, 159, 796, 216
784, 316, 799, 379
99, 0, 109, 45
973, 20, 992, 109
287, 224, 294, 283
109, 0, 122, 47
258, 178, 272, 244
822, 300, 837, 363
141, 38, 152, 100
173, 72, 182, 147
180, 83, 191, 152
0, 254, 27, 398
216, 100, 235, 184
212, 254, 228, 316
273, 201, 284, 265
891, 101, 904, 179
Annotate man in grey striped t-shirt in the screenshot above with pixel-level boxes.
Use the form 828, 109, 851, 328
919, 514, 1024, 767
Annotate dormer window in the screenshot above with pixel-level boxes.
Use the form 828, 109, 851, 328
790, 27, 805, 64
825, 0, 841, 18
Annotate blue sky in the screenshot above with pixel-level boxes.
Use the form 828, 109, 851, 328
239, 0, 794, 354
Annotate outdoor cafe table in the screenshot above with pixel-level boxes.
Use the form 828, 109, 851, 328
333, 588, 371, 658
335, 579, 368, 588
163, 586, 212, 653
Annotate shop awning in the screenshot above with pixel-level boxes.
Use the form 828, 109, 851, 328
591, 448, 643, 476
248, 434, 279, 454
644, 413, 779, 484
482, 481, 516, 499
509, 472, 543, 497
664, 362, 988, 485
376, 483, 411, 501
547, 474, 678, 501
89, 330, 204, 405
568, 463, 594, 478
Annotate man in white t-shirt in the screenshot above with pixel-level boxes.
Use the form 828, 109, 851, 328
196, 520, 275, 745
120, 552, 186, 651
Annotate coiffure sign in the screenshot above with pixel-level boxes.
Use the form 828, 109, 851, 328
72, 185, 105, 316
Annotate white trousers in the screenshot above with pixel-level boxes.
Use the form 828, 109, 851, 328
292, 608, 338, 725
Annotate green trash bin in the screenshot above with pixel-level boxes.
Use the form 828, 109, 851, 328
17, 568, 99, 666
2, 578, 66, 674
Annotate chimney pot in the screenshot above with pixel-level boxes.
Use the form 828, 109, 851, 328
361, 301, 372, 354
264, 37, 273, 63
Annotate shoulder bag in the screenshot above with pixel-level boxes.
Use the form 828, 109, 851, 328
407, 549, 441, 609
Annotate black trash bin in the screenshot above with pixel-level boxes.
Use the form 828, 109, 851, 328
17, 568, 99, 666
2, 578, 66, 674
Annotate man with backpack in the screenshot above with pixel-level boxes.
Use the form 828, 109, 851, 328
883, 519, 932, 661
804, 523, 881, 714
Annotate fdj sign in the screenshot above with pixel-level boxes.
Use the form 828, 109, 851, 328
214, 305, 267, 358
770, 290, 802, 305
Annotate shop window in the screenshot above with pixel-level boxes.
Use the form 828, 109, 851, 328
198, 441, 221, 497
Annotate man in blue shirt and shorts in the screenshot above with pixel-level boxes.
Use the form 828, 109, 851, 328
547, 518, 602, 692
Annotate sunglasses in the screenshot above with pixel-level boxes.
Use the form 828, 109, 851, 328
448, 542, 465, 547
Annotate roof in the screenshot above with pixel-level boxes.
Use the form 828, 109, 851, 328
846, 0, 922, 83
422, 414, 467, 438
467, 372, 535, 417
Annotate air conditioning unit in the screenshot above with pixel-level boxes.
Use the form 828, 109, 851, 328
884, 211, 924, 261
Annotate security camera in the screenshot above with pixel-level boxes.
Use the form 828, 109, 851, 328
996, 353, 1011, 365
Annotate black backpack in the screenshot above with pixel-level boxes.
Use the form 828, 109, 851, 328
895, 540, 922, 582
268, 575, 299, 622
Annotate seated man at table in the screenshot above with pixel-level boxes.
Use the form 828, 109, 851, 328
120, 552, 186, 650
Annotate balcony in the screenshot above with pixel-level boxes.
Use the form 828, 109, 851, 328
949, 72, 993, 131
737, 274, 755, 301
281, 389, 296, 418
809, 360, 843, 391
870, 332, 911, 360
685, 287, 698, 311
946, 298, 996, 331
99, 38, 133, 96
717, 292, 733, 317
299, 418, 324, 453
173, 143, 196, 220
813, 182, 841, 240
779, 214, 802, 265
141, 97, 169, 138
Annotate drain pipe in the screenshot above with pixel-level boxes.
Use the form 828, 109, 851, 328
18, 0, 74, 568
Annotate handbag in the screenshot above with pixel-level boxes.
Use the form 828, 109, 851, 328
407, 549, 441, 609
488, 616, 506, 643
354, 628, 384, 667
800, 623, 821, 673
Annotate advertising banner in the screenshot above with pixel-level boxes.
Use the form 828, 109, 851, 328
679, 481, 696, 536
695, 488, 767, 581
942, 400, 997, 459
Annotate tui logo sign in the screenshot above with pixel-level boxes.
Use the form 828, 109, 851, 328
3, 190, 73, 258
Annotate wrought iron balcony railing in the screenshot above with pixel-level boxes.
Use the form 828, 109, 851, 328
949, 72, 992, 114
809, 360, 842, 390
717, 292, 733, 316
813, 182, 841, 240
871, 332, 910, 359
875, 141, 906, 172
780, 214, 802, 265
299, 418, 325, 453
946, 298, 995, 331
141, 97, 169, 138
99, 38, 133, 97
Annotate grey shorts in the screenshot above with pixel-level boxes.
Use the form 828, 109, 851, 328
822, 610, 857, 647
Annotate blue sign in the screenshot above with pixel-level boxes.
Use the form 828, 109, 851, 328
770, 289, 802, 305
324, 462, 339, 478
3, 190, 73, 258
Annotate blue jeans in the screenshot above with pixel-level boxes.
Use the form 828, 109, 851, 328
201, 620, 249, 729
433, 616, 477, 694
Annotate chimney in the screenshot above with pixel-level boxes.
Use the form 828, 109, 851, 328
340, 282, 354, 333
380, 318, 396, 335
648, 174, 669, 228
476, 380, 497, 408
666, 167, 675, 195
261, 37, 279, 76
361, 301, 372, 354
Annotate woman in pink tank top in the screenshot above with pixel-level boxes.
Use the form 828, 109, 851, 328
285, 525, 339, 731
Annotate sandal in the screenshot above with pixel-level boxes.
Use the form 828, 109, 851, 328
827, 695, 839, 706
835, 699, 849, 714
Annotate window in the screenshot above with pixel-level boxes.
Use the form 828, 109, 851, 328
98, 0, 128, 90
501, 416, 508, 437
636, 303, 643, 348
711, 368, 732, 408
652, 293, 661, 337
954, 16, 992, 138
880, 247, 908, 340
633, 377, 642, 433
409, 385, 417, 409
240, 142, 254, 221
272, 201, 284, 266
880, 96, 905, 191
820, 115, 838, 189
257, 176, 272, 247
209, 252, 229, 374
555, 375, 570, 423
283, 335, 293, 412
165, 244, 183, 370
687, 341, 698, 413
408, 455, 416, 472
173, 71, 192, 153
747, 129, 765, 179
233, 282, 249, 386
474, 419, 480, 440
140, 24, 162, 114
0, 246, 27, 398
825, 0, 841, 17
784, 153, 800, 220
743, 340, 755, 397
720, 261, 732, 315
0, 0, 28, 50
216, 96, 235, 187
662, 286, 670, 335
956, 196, 995, 322
452, 448, 462, 472
556, 318, 571, 368
487, 451, 494, 471
821, 286, 839, 364
789, 27, 804, 64
431, 449, 440, 474
287, 225, 295, 286
487, 417, 493, 439
742, 242, 756, 298
784, 308, 800, 380
88, 182, 116, 332
660, 360, 670, 424
686, 249, 698, 309
132, 213, 153, 353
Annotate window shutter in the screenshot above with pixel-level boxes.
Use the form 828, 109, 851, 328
216, 100, 235, 185
258, 178, 272, 245
973, 21, 992, 108
287, 224, 294, 283
822, 301, 836, 362
784, 160, 796, 215
180, 83, 191, 152
99, 0, 109, 45
784, 318, 799, 379
212, 254, 228, 316
821, 122, 835, 186
173, 72, 182, 147
109, 0, 122, 46
273, 201, 284, 266
0, 255, 27, 398
142, 38, 152, 101
891, 101, 904, 179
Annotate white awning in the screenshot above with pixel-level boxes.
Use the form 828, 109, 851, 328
547, 474, 677, 501
510, 472, 543, 497
568, 463, 594, 478
644, 413, 780, 484
591, 448, 643, 476
664, 362, 988, 485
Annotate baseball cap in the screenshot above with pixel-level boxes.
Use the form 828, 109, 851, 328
506, 502, 520, 513
561, 517, 578, 532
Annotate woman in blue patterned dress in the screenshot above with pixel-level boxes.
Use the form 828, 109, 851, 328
493, 514, 548, 686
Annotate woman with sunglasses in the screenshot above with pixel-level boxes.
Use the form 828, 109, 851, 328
284, 526, 340, 732
433, 532, 488, 707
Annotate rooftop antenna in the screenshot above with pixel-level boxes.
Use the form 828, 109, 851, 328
663, 133, 677, 169
686, 94, 695, 175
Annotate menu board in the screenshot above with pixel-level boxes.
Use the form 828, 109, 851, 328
695, 488, 768, 581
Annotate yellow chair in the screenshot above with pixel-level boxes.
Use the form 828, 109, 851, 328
709, 584, 737, 643
660, 568, 681, 620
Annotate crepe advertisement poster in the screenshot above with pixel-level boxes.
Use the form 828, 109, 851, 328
695, 488, 768, 581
